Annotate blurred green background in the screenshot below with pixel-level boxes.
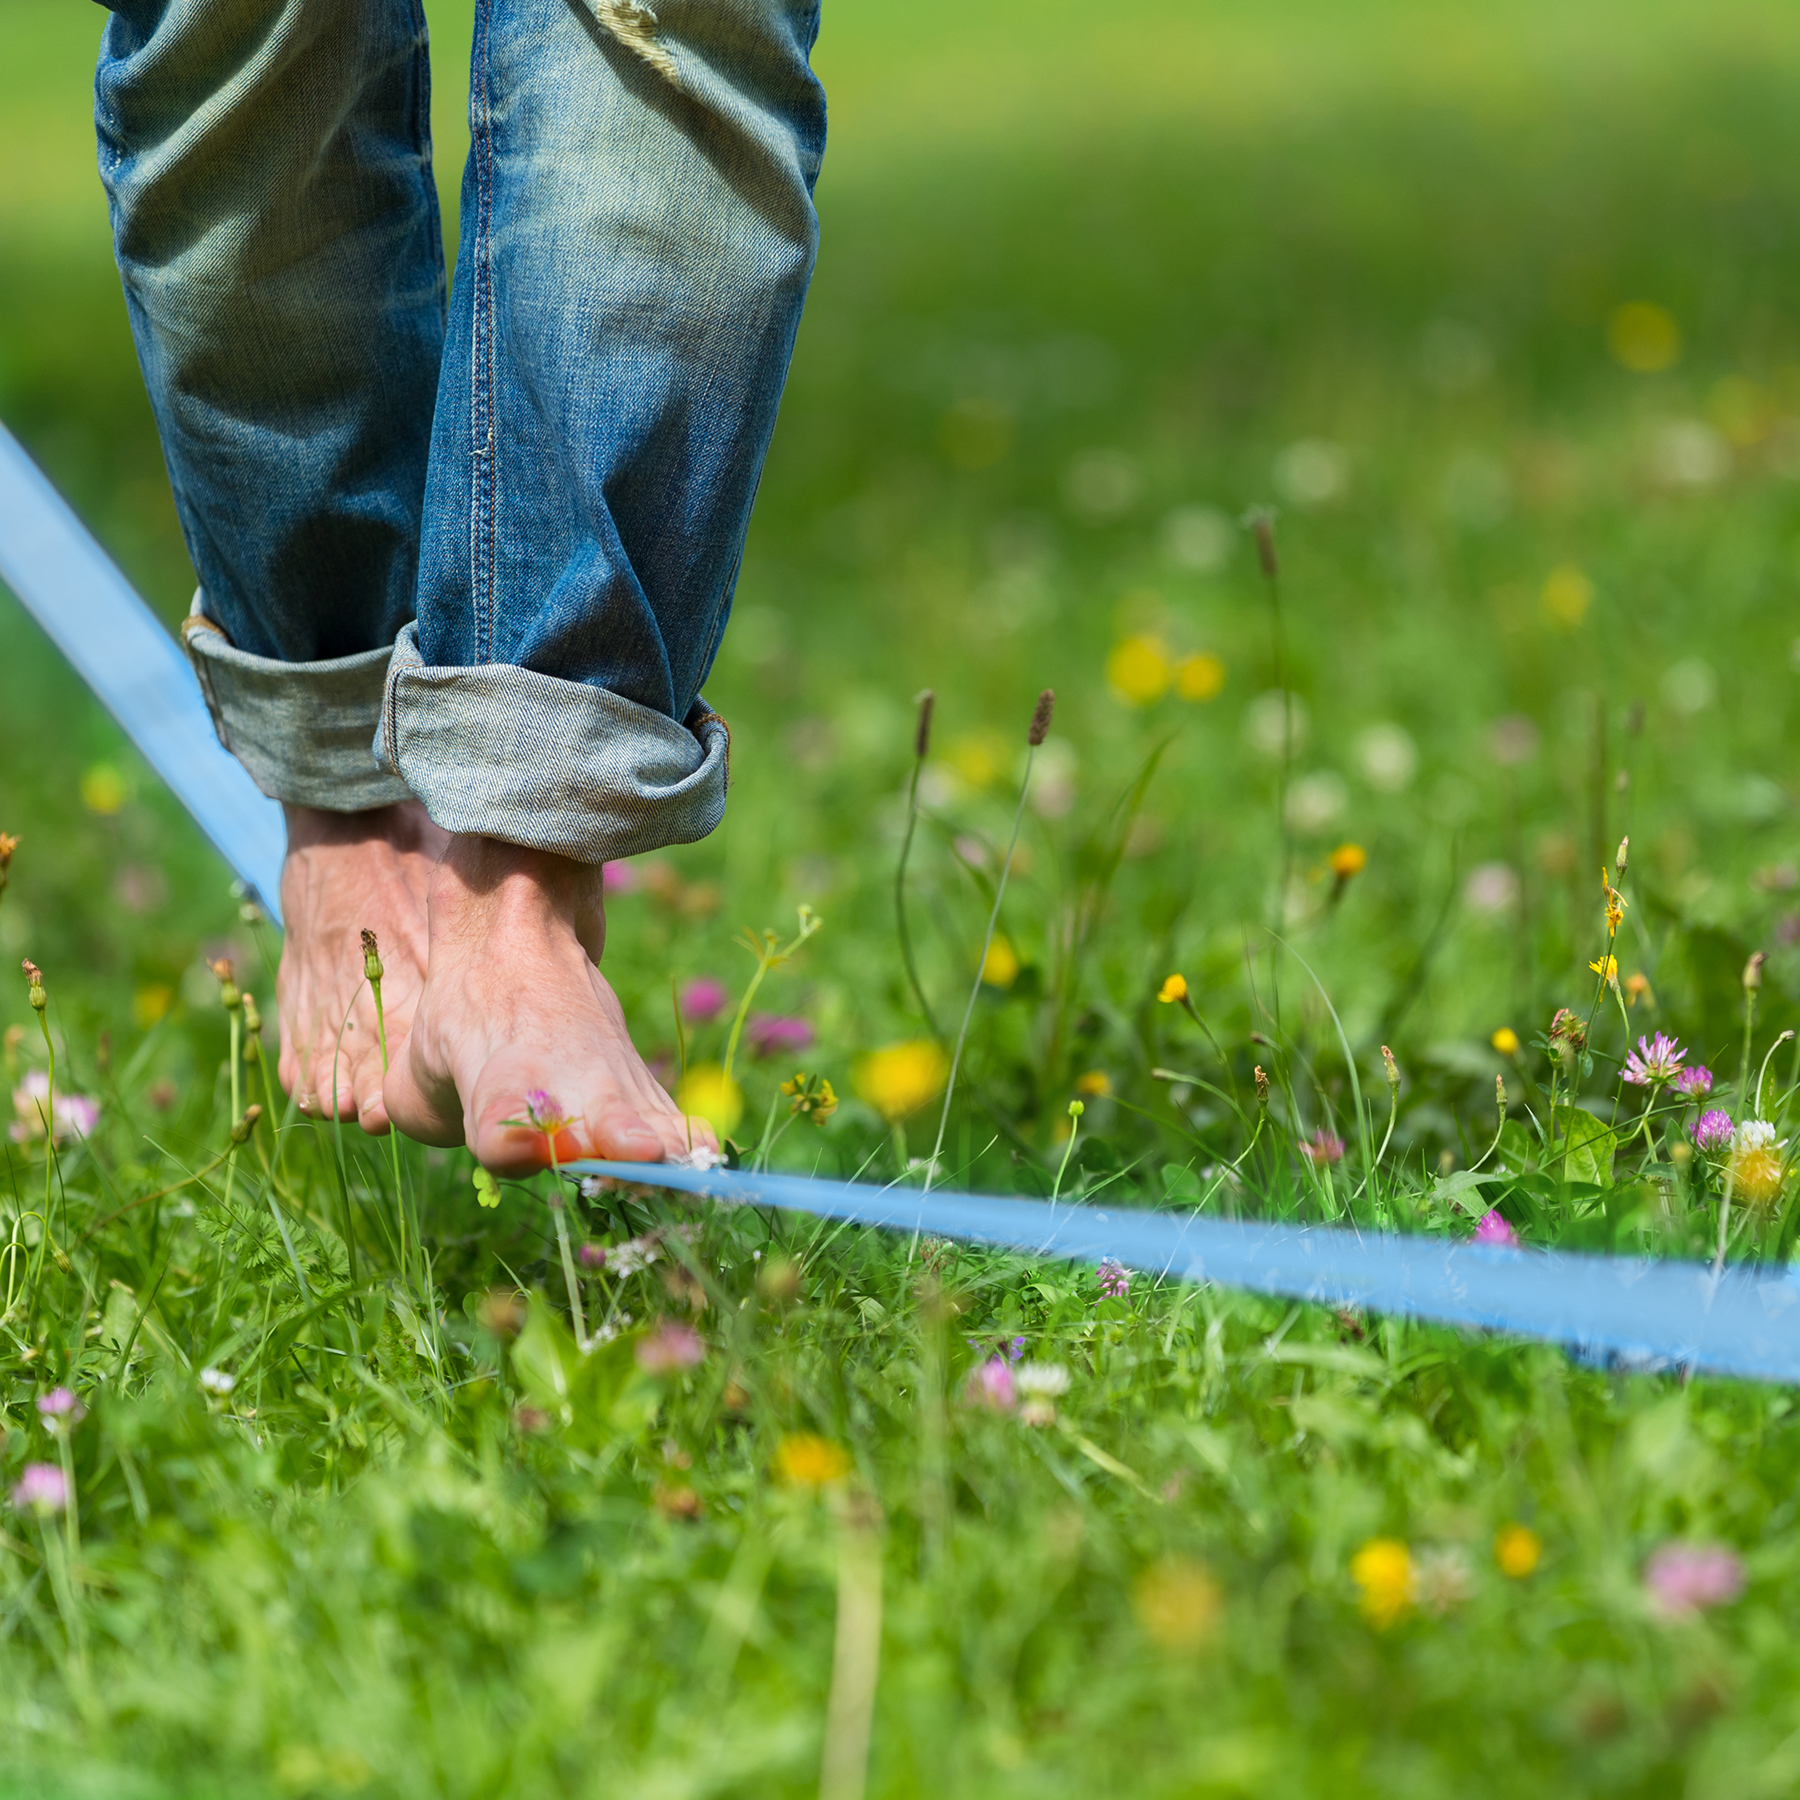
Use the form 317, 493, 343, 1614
7, 0, 1800, 1146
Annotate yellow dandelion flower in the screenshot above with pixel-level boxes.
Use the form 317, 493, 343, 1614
775, 1433, 851, 1486
1589, 955, 1618, 985
1175, 652, 1226, 702
1490, 1027, 1520, 1057
80, 764, 127, 817
1624, 972, 1652, 1008
948, 730, 1010, 790
1540, 565, 1594, 630
1157, 973, 1188, 1004
132, 983, 174, 1030
1329, 843, 1367, 879
1351, 1537, 1416, 1629
676, 1063, 743, 1138
1607, 301, 1681, 373
1494, 1524, 1541, 1578
1106, 635, 1173, 706
853, 1040, 949, 1122
1075, 1070, 1112, 1098
980, 935, 1020, 988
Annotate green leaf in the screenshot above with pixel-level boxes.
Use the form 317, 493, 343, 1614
510, 1296, 661, 1449
1555, 1107, 1616, 1187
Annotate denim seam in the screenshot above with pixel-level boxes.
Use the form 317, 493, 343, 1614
470, 0, 497, 668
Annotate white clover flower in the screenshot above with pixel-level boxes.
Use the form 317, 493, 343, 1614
1734, 1120, 1780, 1153
1016, 1363, 1071, 1398
199, 1367, 235, 1395
608, 1236, 662, 1277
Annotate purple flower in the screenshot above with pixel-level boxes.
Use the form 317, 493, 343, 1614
1693, 1109, 1734, 1153
1097, 1258, 1131, 1299
601, 861, 639, 893
11, 1463, 67, 1514
523, 1090, 575, 1135
679, 977, 729, 1023
36, 1388, 84, 1423
1623, 1032, 1687, 1088
1675, 1065, 1714, 1099
635, 1320, 706, 1373
9, 1072, 99, 1145
746, 1014, 815, 1059
1472, 1210, 1519, 1248
965, 1357, 1016, 1410
1299, 1129, 1345, 1167
1008, 1336, 1026, 1362
1645, 1542, 1744, 1617
577, 1243, 608, 1270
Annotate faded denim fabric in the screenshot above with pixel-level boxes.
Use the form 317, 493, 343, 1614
95, 0, 824, 860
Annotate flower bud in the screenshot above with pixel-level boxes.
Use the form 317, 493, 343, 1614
21, 959, 45, 1013
0, 832, 16, 895
241, 993, 262, 1063
211, 958, 240, 1011
1067, 1099, 1084, 1119
361, 928, 384, 984
230, 1103, 263, 1146
1614, 834, 1629, 875
1745, 952, 1766, 993
1381, 1045, 1400, 1094
1496, 1074, 1507, 1116
1254, 1065, 1271, 1108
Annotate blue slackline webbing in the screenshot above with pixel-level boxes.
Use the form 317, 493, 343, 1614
570, 1160, 1800, 1385
0, 422, 286, 924
5, 410, 1799, 1383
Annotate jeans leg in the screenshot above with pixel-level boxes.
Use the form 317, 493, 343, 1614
96, 0, 442, 809
374, 0, 826, 863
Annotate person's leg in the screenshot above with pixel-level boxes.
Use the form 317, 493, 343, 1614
378, 0, 826, 1171
96, 0, 449, 1131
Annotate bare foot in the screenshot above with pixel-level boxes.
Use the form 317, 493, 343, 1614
276, 802, 447, 1133
382, 835, 715, 1174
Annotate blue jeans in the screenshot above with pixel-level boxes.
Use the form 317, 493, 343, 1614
94, 0, 824, 862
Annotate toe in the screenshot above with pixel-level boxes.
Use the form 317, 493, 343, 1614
383, 1042, 467, 1150
579, 1096, 668, 1165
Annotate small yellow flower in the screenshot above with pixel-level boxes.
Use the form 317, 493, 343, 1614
1589, 955, 1618, 985
980, 935, 1020, 988
1601, 869, 1628, 934
472, 1167, 502, 1210
1624, 972, 1652, 1008
1540, 565, 1594, 631
780, 1070, 839, 1125
676, 1063, 744, 1138
948, 730, 1009, 790
1106, 635, 1173, 706
1075, 1070, 1112, 1099
1351, 1537, 1416, 1629
853, 1041, 949, 1122
1132, 1555, 1222, 1651
1607, 300, 1681, 373
1175, 652, 1226, 702
1329, 843, 1367, 879
1494, 1524, 1541, 1578
1490, 1027, 1520, 1057
80, 764, 127, 817
1157, 973, 1188, 1004
775, 1433, 851, 1486
133, 984, 174, 1030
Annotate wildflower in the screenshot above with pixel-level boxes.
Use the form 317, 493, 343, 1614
979, 936, 1021, 988
476, 1291, 527, 1339
1729, 1120, 1786, 1203
1413, 1546, 1476, 1615
1472, 1210, 1519, 1248
1016, 1362, 1070, 1426
966, 1357, 1017, 1411
1254, 1066, 1270, 1108
1549, 1007, 1588, 1051
1133, 1555, 1222, 1650
1351, 1538, 1416, 1628
1107, 636, 1172, 706
1329, 842, 1367, 880
601, 861, 639, 894
1744, 952, 1766, 992
608, 1235, 663, 1277
1645, 1543, 1744, 1617
746, 1014, 815, 1057
578, 1243, 607, 1270
522, 1089, 576, 1136
21, 959, 45, 1013
635, 1320, 706, 1373
1692, 1109, 1734, 1153
1495, 1524, 1542, 1578
1675, 1065, 1714, 1099
1624, 971, 1652, 1007
9, 1071, 99, 1144
1096, 1258, 1131, 1299
1491, 1027, 1520, 1057
1300, 1129, 1345, 1167
1622, 1032, 1687, 1088
1157, 973, 1188, 1004
1075, 1070, 1112, 1099
1589, 955, 1619, 985
679, 976, 729, 1022
853, 1040, 949, 1122
653, 1482, 703, 1521
775, 1433, 852, 1486
675, 1064, 743, 1137
1381, 1045, 1400, 1093
199, 1367, 236, 1396
780, 1070, 839, 1126
472, 1167, 501, 1209
36, 1387, 85, 1424
1007, 1337, 1027, 1361
1601, 868, 1627, 935
513, 1404, 553, 1434
0, 833, 15, 900
1176, 652, 1226, 702
211, 957, 240, 1011
11, 1463, 68, 1515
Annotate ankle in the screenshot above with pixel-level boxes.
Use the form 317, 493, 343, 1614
436, 836, 606, 934
285, 801, 441, 855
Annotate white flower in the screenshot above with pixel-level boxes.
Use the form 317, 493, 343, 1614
608, 1235, 662, 1277
1016, 1363, 1071, 1398
199, 1367, 235, 1395
1735, 1120, 1780, 1153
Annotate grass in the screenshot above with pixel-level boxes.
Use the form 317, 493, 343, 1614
7, 0, 1800, 1791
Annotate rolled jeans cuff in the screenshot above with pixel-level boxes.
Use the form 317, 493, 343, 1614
372, 623, 730, 864
181, 596, 414, 809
